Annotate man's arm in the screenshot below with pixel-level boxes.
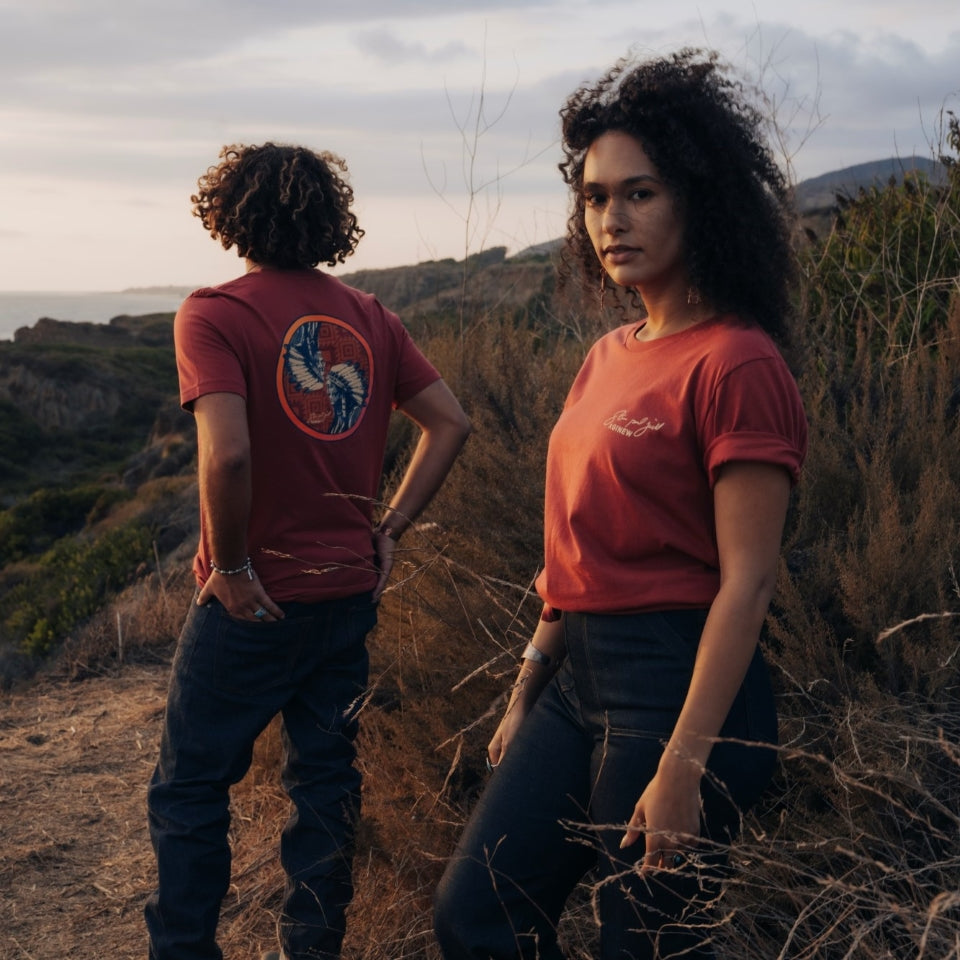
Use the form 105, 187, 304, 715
193, 391, 284, 621
372, 379, 471, 600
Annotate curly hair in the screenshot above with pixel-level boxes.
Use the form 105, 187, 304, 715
559, 48, 794, 336
191, 142, 364, 269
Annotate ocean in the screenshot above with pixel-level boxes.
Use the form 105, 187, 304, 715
0, 290, 190, 342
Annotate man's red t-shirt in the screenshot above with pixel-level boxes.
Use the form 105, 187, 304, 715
175, 267, 440, 602
535, 316, 807, 614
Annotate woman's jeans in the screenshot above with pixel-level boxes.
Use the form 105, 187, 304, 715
434, 609, 778, 960
145, 593, 377, 960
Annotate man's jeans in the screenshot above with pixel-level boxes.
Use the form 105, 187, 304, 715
145, 593, 377, 960
434, 609, 778, 960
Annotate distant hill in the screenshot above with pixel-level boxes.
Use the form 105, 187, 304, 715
793, 156, 948, 213
119, 285, 197, 297
341, 244, 557, 319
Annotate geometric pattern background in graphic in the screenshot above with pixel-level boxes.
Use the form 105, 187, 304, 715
277, 314, 373, 440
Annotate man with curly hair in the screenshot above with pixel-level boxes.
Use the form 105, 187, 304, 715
145, 142, 470, 960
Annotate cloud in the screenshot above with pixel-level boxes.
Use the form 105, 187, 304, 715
0, 0, 554, 76
769, 28, 960, 170
354, 27, 470, 63
2, 0, 960, 290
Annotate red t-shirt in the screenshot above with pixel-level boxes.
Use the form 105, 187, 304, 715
175, 268, 441, 602
535, 315, 807, 614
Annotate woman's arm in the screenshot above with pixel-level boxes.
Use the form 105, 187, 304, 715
487, 614, 566, 766
372, 379, 471, 600
621, 460, 791, 870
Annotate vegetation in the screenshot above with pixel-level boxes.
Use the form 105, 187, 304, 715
806, 148, 960, 360
0, 316, 183, 500
2, 126, 960, 956
3, 521, 154, 656
0, 484, 132, 566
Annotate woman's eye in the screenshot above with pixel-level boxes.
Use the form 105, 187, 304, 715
584, 193, 606, 207
629, 188, 652, 202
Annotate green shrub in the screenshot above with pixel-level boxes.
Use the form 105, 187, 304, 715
804, 118, 960, 365
0, 484, 131, 565
3, 522, 153, 656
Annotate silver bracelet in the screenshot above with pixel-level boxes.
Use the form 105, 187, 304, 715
210, 558, 254, 580
521, 642, 551, 667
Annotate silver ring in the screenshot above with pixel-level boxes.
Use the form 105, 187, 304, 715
253, 607, 267, 619
485, 758, 500, 773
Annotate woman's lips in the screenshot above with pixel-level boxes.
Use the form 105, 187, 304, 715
603, 246, 640, 264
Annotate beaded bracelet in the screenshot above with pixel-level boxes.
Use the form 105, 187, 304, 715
210, 558, 254, 580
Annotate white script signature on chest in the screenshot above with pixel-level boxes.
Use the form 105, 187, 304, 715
602, 409, 666, 438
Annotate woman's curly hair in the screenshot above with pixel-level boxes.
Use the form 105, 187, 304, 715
559, 48, 794, 336
191, 142, 364, 269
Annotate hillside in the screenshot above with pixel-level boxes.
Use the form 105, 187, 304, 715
341, 244, 557, 319
792, 155, 948, 212
0, 314, 192, 501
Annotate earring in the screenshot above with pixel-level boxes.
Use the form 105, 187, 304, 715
687, 286, 702, 305
600, 272, 607, 310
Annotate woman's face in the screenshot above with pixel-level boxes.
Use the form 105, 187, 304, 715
582, 130, 688, 297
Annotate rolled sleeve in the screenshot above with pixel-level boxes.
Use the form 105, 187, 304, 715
703, 357, 807, 488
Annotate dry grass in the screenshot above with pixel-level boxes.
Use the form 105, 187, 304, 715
0, 662, 169, 960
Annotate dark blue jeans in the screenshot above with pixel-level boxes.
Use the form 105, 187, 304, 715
434, 609, 778, 960
145, 593, 377, 960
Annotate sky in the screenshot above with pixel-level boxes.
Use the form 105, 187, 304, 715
0, 0, 958, 292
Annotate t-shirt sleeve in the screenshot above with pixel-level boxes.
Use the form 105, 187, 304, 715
174, 294, 248, 410
387, 312, 442, 407
702, 356, 807, 487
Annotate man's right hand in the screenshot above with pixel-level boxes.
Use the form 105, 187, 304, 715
198, 568, 284, 622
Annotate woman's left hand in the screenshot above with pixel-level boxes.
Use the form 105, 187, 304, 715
620, 764, 702, 873
619, 463, 792, 871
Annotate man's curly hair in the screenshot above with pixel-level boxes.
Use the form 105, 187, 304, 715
191, 142, 364, 269
559, 49, 794, 336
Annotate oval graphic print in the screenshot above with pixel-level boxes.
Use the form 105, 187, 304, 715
277, 315, 373, 440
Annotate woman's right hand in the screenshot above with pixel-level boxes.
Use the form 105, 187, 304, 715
488, 617, 565, 768
487, 697, 533, 767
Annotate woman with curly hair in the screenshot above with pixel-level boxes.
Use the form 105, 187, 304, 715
434, 50, 806, 959
145, 143, 470, 960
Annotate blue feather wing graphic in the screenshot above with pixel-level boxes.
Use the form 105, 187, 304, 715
326, 362, 367, 432
284, 322, 325, 392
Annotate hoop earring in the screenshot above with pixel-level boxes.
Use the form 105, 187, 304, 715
687, 286, 702, 305
600, 272, 607, 310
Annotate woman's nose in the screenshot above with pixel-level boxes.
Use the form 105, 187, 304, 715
602, 202, 629, 233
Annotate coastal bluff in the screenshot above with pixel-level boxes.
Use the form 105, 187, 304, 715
0, 313, 191, 499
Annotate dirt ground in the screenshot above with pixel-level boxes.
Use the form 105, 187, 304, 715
0, 664, 169, 960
